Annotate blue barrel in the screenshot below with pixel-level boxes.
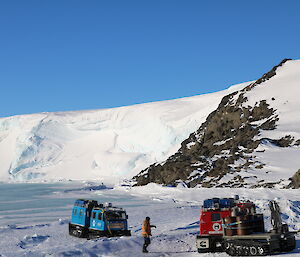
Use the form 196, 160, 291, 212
220, 198, 234, 208
203, 199, 214, 208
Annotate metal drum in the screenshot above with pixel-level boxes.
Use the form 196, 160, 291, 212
223, 216, 237, 236
253, 214, 265, 232
236, 215, 253, 235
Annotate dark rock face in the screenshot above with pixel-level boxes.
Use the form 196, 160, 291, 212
262, 135, 294, 148
289, 169, 300, 189
133, 59, 295, 188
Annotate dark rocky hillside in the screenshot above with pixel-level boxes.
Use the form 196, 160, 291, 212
289, 169, 300, 189
133, 59, 299, 188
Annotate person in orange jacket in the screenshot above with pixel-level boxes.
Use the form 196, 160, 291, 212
141, 216, 156, 253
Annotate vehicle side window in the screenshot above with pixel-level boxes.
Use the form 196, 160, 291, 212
98, 213, 102, 220
79, 209, 83, 217
73, 209, 77, 215
211, 213, 221, 222
92, 212, 96, 219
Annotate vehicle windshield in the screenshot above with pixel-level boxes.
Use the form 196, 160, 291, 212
105, 211, 126, 220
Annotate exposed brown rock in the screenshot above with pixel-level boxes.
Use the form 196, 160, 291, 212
288, 169, 300, 189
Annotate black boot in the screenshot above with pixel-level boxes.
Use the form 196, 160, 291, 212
143, 244, 148, 253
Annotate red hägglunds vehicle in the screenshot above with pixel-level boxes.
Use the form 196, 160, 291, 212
196, 196, 296, 256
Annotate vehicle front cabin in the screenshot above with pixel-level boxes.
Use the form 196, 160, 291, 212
90, 208, 128, 229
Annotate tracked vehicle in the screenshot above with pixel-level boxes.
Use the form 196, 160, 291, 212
196, 196, 296, 256
69, 199, 131, 238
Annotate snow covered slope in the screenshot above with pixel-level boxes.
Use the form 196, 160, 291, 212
0, 84, 245, 183
134, 59, 300, 188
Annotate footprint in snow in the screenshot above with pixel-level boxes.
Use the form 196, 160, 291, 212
18, 234, 50, 249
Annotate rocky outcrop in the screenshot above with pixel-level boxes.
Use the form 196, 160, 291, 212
288, 169, 300, 189
133, 59, 295, 188
249, 58, 291, 86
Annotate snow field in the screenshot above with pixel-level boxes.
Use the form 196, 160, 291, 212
0, 183, 299, 256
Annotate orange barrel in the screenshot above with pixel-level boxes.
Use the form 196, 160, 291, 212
253, 214, 265, 232
236, 215, 253, 235
223, 217, 237, 236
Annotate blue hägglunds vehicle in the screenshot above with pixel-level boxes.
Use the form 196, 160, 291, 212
69, 199, 131, 238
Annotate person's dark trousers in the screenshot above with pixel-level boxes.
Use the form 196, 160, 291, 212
143, 237, 151, 252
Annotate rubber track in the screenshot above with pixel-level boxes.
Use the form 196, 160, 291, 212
224, 240, 269, 256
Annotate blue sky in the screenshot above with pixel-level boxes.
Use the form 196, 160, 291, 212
1, 1, 300, 117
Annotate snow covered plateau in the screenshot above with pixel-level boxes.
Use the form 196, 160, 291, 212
0, 79, 246, 183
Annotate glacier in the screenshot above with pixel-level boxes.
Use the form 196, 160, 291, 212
0, 83, 247, 183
